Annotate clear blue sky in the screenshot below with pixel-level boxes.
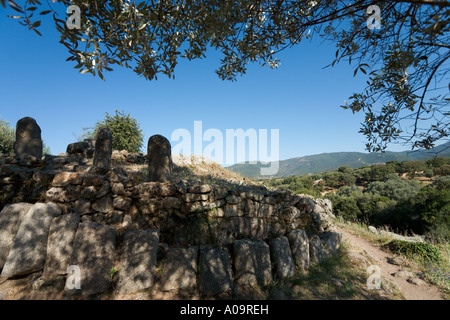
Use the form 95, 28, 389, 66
0, 5, 407, 165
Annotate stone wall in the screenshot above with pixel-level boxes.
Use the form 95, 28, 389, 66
0, 153, 342, 299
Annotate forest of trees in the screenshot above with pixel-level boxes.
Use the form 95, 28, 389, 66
263, 158, 450, 240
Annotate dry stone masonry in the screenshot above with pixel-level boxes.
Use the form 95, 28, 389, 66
0, 122, 342, 299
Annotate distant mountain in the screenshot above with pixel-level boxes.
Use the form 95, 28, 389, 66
228, 142, 450, 179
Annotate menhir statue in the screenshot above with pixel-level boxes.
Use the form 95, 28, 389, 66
93, 127, 112, 174
147, 135, 173, 182
14, 117, 43, 159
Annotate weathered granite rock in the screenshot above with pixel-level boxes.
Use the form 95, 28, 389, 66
117, 229, 160, 294
270, 236, 296, 279
368, 226, 378, 234
226, 217, 264, 239
320, 231, 342, 257
66, 139, 94, 158
188, 184, 212, 194
14, 117, 43, 159
0, 203, 33, 268
74, 199, 91, 215
52, 172, 82, 187
43, 213, 80, 277
1, 203, 62, 277
161, 246, 198, 293
182, 193, 209, 202
198, 245, 233, 296
113, 196, 132, 211
309, 235, 328, 264
46, 187, 66, 203
93, 127, 112, 174
233, 239, 272, 286
92, 195, 114, 213
147, 135, 173, 182
287, 229, 310, 270
66, 222, 116, 297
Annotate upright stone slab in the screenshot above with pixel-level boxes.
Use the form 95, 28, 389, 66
161, 247, 198, 293
147, 134, 173, 182
309, 235, 328, 264
198, 245, 233, 296
43, 213, 80, 277
269, 236, 296, 279
117, 229, 160, 294
287, 229, 310, 270
66, 222, 116, 297
233, 239, 272, 287
1, 203, 62, 277
320, 231, 343, 258
93, 127, 112, 174
14, 117, 43, 159
0, 203, 33, 268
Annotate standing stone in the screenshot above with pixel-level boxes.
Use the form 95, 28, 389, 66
0, 203, 33, 268
66, 222, 116, 297
14, 117, 43, 159
1, 203, 62, 278
147, 135, 173, 182
161, 247, 198, 293
117, 229, 160, 294
287, 229, 310, 270
309, 235, 328, 264
43, 213, 80, 277
198, 245, 233, 296
93, 127, 112, 174
233, 239, 272, 287
270, 236, 296, 279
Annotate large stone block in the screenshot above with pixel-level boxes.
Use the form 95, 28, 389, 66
52, 172, 82, 187
226, 217, 264, 239
287, 229, 310, 270
269, 236, 296, 279
233, 239, 272, 287
43, 213, 80, 277
320, 231, 342, 257
1, 203, 62, 277
66, 222, 116, 297
161, 246, 198, 293
117, 229, 160, 294
198, 245, 233, 296
309, 235, 328, 264
0, 203, 33, 268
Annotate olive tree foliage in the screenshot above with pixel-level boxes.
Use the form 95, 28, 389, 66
83, 110, 144, 153
0, 117, 15, 154
2, 0, 449, 152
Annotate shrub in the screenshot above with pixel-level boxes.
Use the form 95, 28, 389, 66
0, 117, 15, 154
84, 109, 144, 153
386, 240, 442, 263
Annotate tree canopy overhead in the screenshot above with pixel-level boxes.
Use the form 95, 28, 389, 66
2, 0, 449, 153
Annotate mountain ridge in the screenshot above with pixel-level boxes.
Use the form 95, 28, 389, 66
228, 142, 450, 179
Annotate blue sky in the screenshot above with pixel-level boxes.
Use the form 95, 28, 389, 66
0, 5, 407, 165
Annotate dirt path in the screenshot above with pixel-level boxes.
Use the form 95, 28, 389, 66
337, 227, 444, 300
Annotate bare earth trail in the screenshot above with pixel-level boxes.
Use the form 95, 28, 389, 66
336, 227, 444, 300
